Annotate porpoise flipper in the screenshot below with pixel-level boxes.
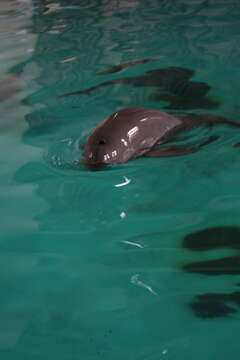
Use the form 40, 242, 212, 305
142, 146, 199, 157
143, 135, 219, 158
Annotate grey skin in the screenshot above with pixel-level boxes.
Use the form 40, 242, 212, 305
83, 107, 239, 170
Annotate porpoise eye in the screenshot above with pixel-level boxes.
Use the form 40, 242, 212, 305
98, 139, 106, 145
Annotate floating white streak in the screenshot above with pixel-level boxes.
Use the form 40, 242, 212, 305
131, 274, 158, 296
59, 57, 77, 64
121, 240, 145, 249
60, 138, 73, 145
120, 211, 126, 219
115, 176, 131, 187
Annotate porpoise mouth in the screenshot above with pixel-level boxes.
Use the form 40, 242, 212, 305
81, 157, 108, 171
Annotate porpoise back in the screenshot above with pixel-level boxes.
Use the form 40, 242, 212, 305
84, 107, 182, 166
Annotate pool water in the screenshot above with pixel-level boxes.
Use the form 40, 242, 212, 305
1, 0, 240, 359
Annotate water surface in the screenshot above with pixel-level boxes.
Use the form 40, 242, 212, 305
1, 0, 240, 359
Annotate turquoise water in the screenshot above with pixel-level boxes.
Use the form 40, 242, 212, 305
1, 0, 240, 358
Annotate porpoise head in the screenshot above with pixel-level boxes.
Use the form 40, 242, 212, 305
82, 107, 181, 170
83, 114, 133, 170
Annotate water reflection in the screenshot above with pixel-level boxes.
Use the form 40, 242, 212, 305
0, 0, 39, 236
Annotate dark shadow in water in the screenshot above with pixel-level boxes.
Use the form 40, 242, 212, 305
182, 226, 240, 275
63, 66, 218, 110
182, 226, 240, 318
233, 142, 240, 148
183, 226, 240, 251
190, 291, 240, 319
150, 87, 219, 110
182, 255, 240, 275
